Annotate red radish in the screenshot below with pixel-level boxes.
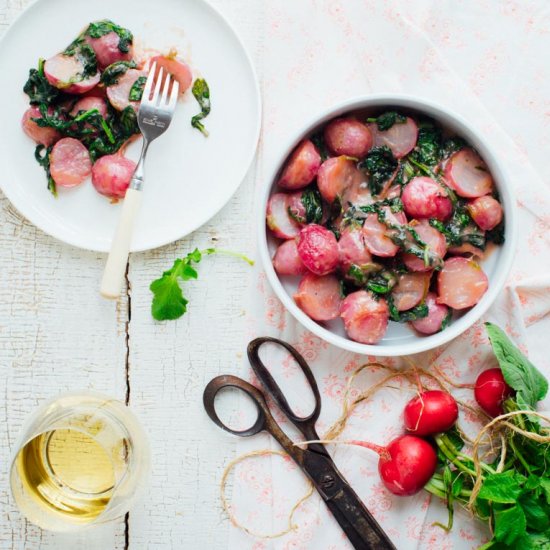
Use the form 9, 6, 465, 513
297, 224, 339, 275
404, 390, 458, 435
474, 368, 514, 417
324, 117, 373, 158
149, 53, 193, 95
21, 106, 61, 147
346, 436, 437, 496
91, 154, 136, 199
411, 292, 449, 335
106, 68, 147, 112
293, 273, 342, 321
444, 148, 494, 198
278, 139, 321, 190
467, 195, 503, 231
401, 177, 452, 221
340, 290, 389, 344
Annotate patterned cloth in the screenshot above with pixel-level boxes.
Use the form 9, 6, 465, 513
228, 1, 550, 548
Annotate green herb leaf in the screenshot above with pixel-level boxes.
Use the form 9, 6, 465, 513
485, 322, 548, 408
100, 60, 137, 86
519, 494, 550, 532
365, 271, 396, 295
85, 20, 134, 53
477, 472, 522, 503
150, 248, 253, 321
358, 146, 397, 196
34, 145, 56, 197
129, 76, 147, 102
191, 78, 211, 137
368, 111, 406, 131
388, 297, 429, 323
301, 188, 323, 224
410, 122, 442, 166
63, 39, 97, 80
23, 59, 60, 105
494, 505, 526, 545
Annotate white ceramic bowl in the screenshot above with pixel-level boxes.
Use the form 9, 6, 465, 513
258, 95, 517, 356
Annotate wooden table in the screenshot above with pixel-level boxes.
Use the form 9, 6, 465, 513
0, 1, 262, 547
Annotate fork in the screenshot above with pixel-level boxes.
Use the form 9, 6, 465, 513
100, 63, 179, 299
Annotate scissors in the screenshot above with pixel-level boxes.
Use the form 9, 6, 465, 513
203, 337, 396, 550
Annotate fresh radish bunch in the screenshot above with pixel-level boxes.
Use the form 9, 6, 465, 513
403, 390, 459, 436
346, 436, 438, 496
474, 368, 514, 417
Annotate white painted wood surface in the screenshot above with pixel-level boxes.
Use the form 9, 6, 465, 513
0, 0, 263, 548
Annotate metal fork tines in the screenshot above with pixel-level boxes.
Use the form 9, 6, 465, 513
130, 63, 179, 191
100, 63, 179, 299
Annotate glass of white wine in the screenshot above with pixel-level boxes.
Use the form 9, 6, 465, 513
10, 392, 150, 532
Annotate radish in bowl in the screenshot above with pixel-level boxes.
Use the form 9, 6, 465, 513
259, 95, 517, 356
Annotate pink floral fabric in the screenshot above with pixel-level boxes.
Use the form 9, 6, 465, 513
229, 1, 550, 548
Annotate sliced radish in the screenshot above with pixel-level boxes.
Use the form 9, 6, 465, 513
403, 219, 447, 272
294, 273, 342, 321
467, 195, 503, 231
266, 193, 301, 239
437, 257, 488, 309
340, 290, 389, 344
273, 239, 308, 276
410, 292, 449, 335
317, 156, 364, 204
50, 137, 92, 188
278, 140, 321, 190
21, 106, 61, 147
369, 117, 418, 158
392, 272, 430, 312
106, 68, 147, 112
338, 227, 372, 274
362, 207, 405, 258
444, 148, 494, 198
44, 53, 100, 94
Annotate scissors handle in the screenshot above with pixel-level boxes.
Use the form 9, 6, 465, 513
203, 375, 301, 455
247, 337, 322, 443
303, 451, 396, 550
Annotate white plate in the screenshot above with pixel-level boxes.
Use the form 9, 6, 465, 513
0, 0, 261, 252
258, 95, 517, 356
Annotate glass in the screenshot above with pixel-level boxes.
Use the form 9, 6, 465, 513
9, 391, 150, 532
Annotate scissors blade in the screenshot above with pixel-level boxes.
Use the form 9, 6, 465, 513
303, 451, 396, 550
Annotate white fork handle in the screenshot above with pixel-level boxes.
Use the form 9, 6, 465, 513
100, 188, 142, 299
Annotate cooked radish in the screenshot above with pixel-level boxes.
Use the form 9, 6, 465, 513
278, 140, 321, 190
345, 436, 437, 496
317, 156, 363, 204
362, 207, 406, 258
49, 137, 92, 188
150, 54, 193, 95
85, 32, 133, 70
404, 390, 458, 435
437, 257, 488, 309
467, 195, 503, 231
337, 227, 372, 274
340, 290, 389, 344
286, 191, 307, 224
474, 368, 514, 417
324, 117, 373, 158
106, 68, 147, 111
21, 106, 61, 146
444, 148, 494, 198
369, 117, 418, 158
70, 96, 108, 118
392, 272, 430, 312
401, 177, 452, 221
410, 292, 449, 335
403, 219, 447, 272
297, 224, 339, 275
341, 174, 374, 207
447, 243, 485, 258
91, 154, 136, 199
266, 193, 301, 239
273, 239, 308, 276
44, 53, 100, 94
294, 273, 342, 321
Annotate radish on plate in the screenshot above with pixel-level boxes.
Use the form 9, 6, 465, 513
297, 224, 339, 276
91, 154, 136, 199
278, 140, 321, 190
293, 273, 342, 321
324, 117, 373, 158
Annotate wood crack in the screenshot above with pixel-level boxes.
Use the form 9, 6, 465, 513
124, 262, 131, 550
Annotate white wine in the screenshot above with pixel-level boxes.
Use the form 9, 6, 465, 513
14, 429, 116, 524
10, 392, 149, 532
